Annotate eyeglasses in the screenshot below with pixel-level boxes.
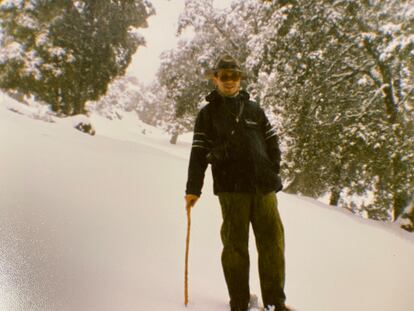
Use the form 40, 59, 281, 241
217, 71, 241, 82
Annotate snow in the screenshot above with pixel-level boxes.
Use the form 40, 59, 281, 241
0, 41, 24, 64
0, 0, 24, 9
0, 92, 54, 122
35, 32, 48, 47
73, 1, 86, 13
379, 23, 401, 35
49, 47, 66, 58
357, 76, 368, 86
1, 92, 414, 311
16, 13, 37, 29
23, 50, 43, 79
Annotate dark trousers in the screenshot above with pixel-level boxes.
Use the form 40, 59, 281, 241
218, 192, 286, 311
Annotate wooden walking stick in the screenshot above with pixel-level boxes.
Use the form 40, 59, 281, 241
184, 202, 192, 306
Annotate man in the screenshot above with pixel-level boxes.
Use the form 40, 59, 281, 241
185, 54, 288, 311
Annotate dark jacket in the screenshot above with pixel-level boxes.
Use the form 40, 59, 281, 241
185, 89, 283, 196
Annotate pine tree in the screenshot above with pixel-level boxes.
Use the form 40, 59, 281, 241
0, 0, 154, 115
247, 0, 413, 221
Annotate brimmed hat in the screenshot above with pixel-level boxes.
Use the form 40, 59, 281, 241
205, 54, 245, 79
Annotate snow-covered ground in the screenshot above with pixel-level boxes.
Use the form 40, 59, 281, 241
1, 94, 414, 311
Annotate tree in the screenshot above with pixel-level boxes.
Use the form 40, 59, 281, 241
157, 0, 266, 143
0, 0, 154, 115
157, 40, 210, 143
87, 75, 144, 119
158, 0, 414, 227
246, 0, 413, 221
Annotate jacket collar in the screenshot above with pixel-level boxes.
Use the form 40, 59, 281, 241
205, 89, 250, 104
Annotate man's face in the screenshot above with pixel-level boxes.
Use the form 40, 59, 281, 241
212, 69, 241, 96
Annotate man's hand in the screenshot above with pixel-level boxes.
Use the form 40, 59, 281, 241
185, 194, 199, 208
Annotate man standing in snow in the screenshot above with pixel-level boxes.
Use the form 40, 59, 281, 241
185, 54, 288, 311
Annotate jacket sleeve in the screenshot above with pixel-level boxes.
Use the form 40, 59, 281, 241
185, 109, 211, 196
259, 108, 281, 174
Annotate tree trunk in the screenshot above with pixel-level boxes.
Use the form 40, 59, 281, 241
362, 36, 410, 222
329, 187, 341, 206
400, 202, 414, 232
170, 132, 179, 145
392, 155, 410, 220
329, 163, 343, 206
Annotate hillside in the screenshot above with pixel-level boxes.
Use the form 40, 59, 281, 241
1, 95, 414, 311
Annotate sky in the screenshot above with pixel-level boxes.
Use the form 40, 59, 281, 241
126, 0, 232, 85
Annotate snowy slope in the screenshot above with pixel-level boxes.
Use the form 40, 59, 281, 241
1, 96, 414, 311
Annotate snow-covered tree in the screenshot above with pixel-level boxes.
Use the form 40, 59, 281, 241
247, 0, 414, 221
157, 0, 268, 143
87, 76, 142, 118
158, 0, 413, 226
0, 0, 154, 115
157, 40, 210, 143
